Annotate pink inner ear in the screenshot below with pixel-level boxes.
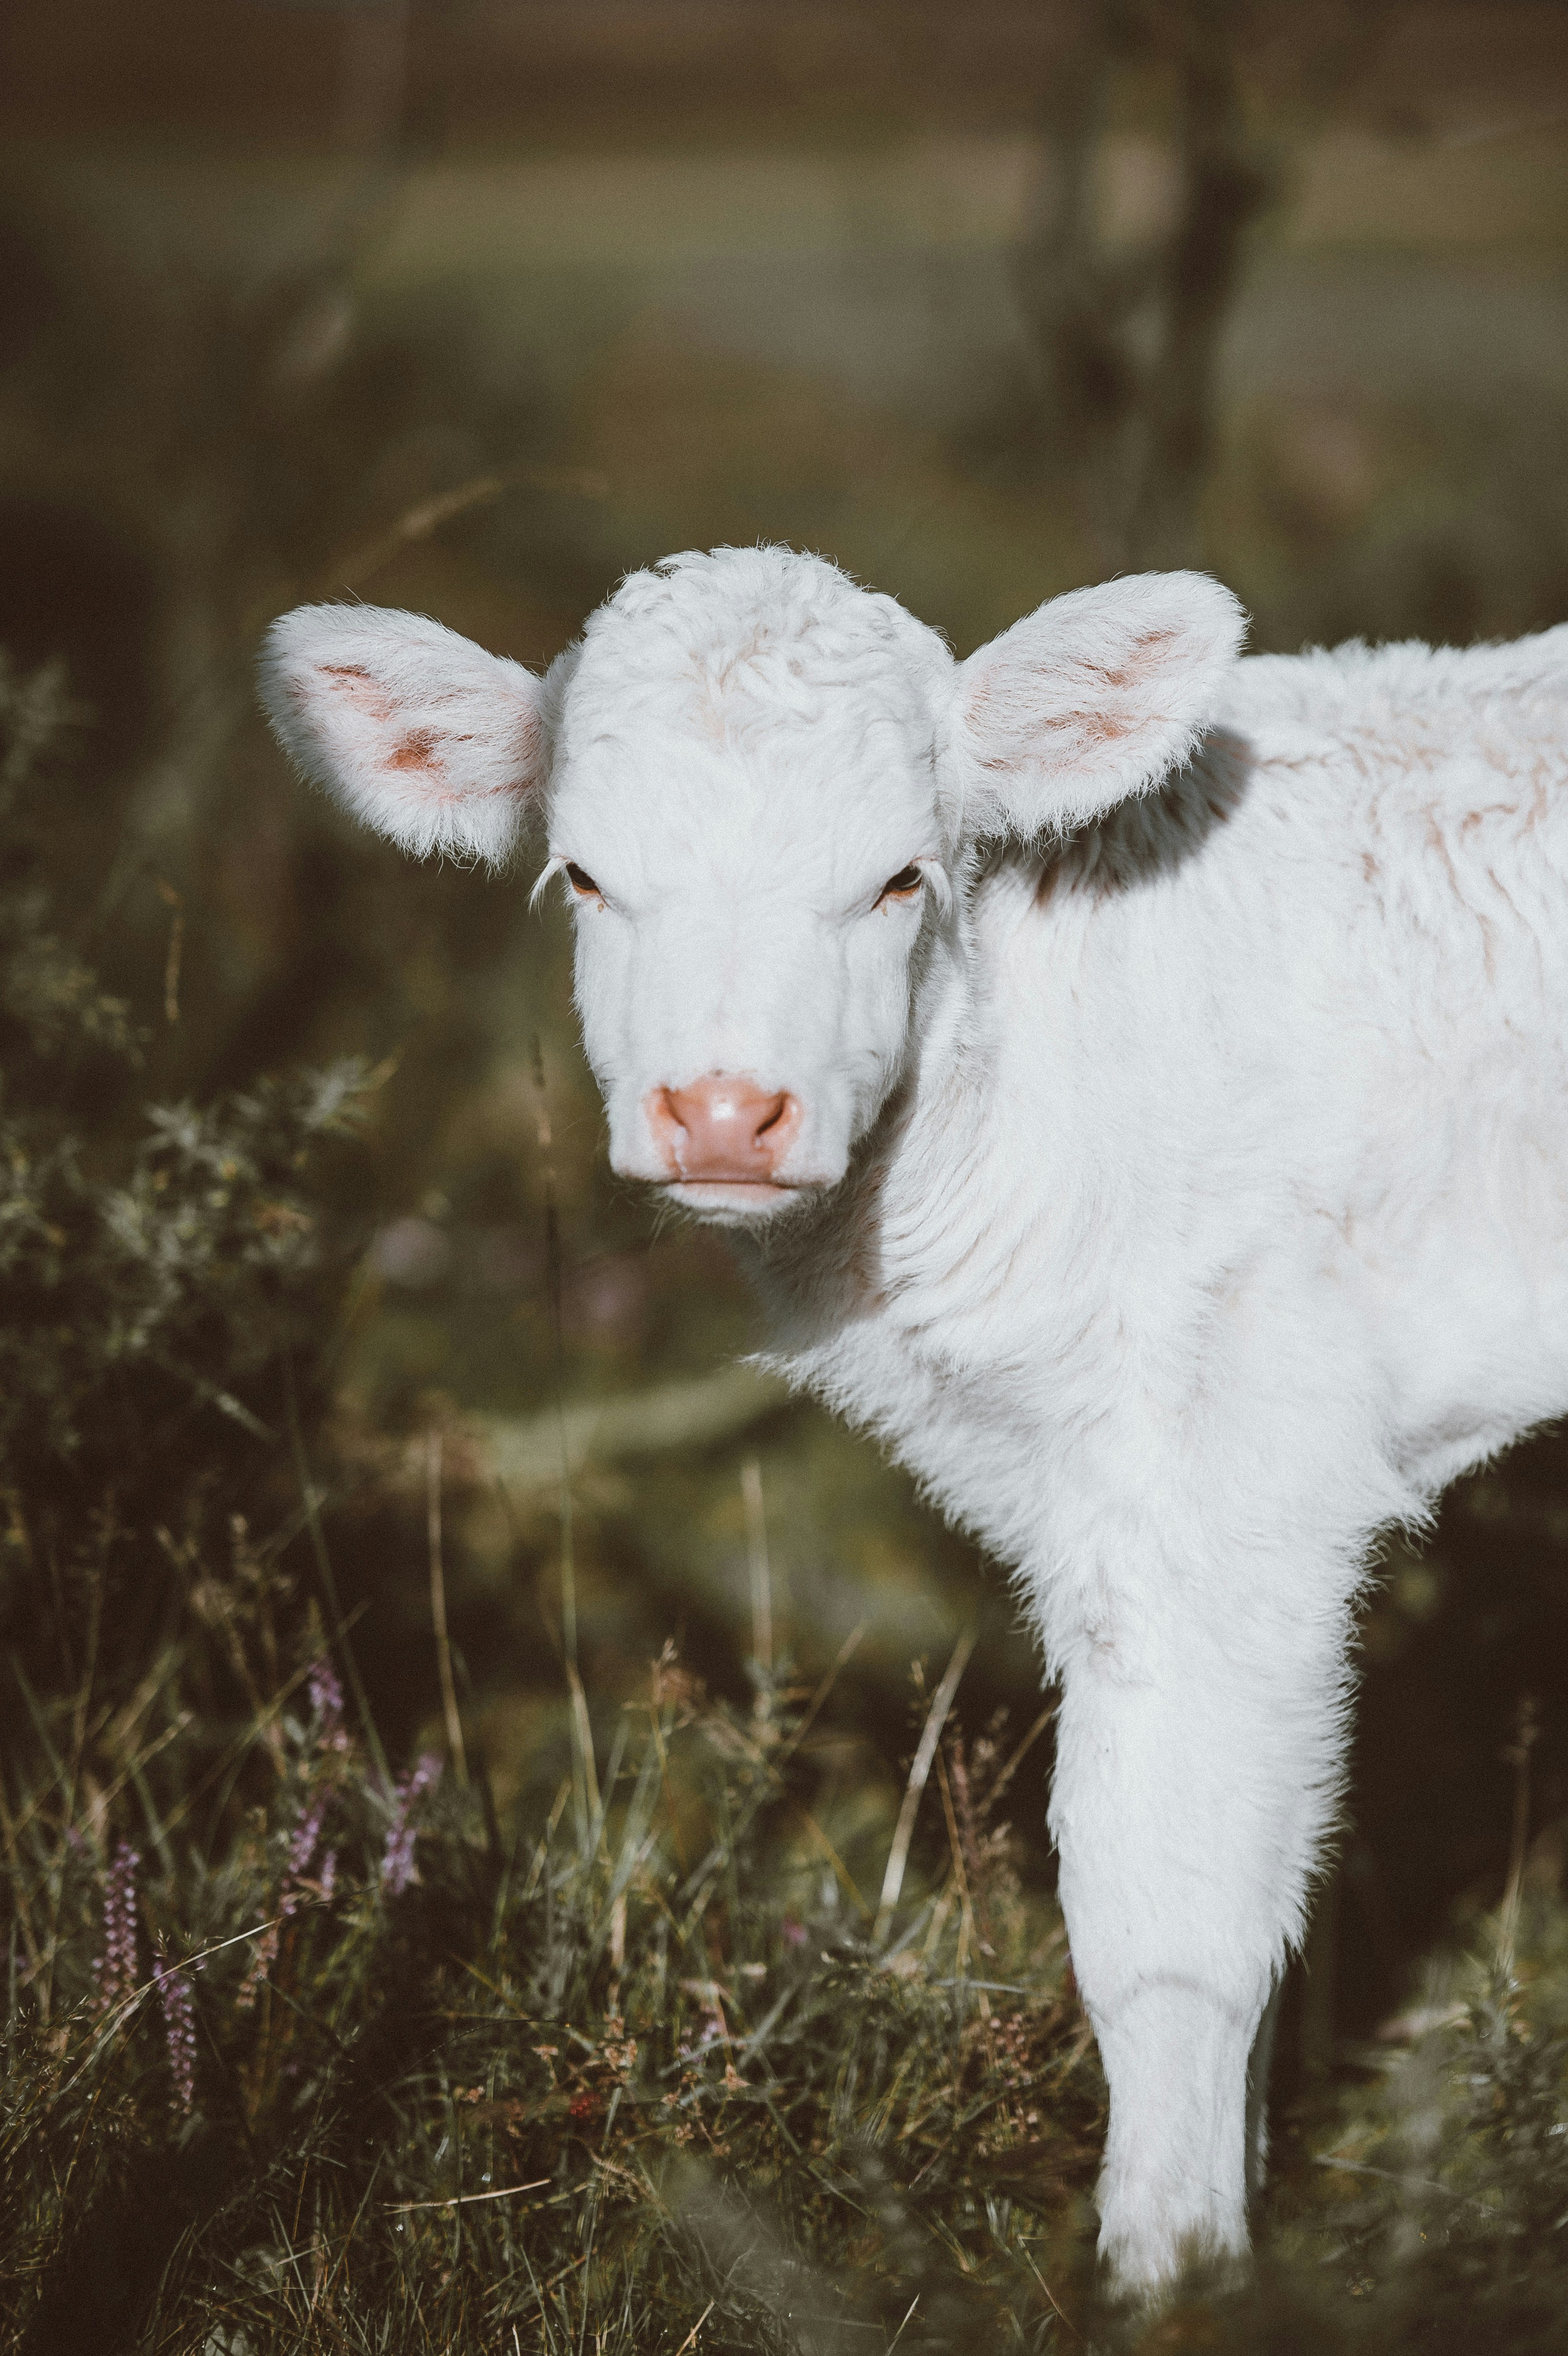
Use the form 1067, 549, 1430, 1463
317, 664, 396, 725
310, 658, 542, 800
969, 623, 1191, 768
317, 665, 446, 779
1086, 628, 1180, 694
388, 730, 440, 774
969, 662, 1135, 770
1074, 708, 1132, 744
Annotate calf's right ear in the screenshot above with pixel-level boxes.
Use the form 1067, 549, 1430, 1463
258, 604, 546, 866
947, 571, 1246, 840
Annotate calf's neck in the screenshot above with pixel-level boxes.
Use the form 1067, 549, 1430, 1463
261, 546, 1568, 2297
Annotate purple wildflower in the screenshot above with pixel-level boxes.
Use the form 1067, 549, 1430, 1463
283, 1797, 327, 1913
96, 1842, 141, 2010
307, 1657, 348, 1753
381, 1752, 442, 1895
154, 1950, 198, 2114
307, 1657, 342, 1723
235, 1782, 340, 2014
235, 1920, 279, 2012
677, 2004, 728, 2060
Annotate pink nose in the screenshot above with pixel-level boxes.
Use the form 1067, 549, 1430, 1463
646, 1076, 801, 1183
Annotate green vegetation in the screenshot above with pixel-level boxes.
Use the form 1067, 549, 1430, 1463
8, 647, 1568, 2355
1, 1596, 1105, 2352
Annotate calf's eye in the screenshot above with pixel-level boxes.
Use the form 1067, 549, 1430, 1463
879, 864, 924, 903
565, 862, 602, 898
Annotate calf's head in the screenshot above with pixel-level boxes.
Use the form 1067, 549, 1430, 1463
260, 548, 1243, 1224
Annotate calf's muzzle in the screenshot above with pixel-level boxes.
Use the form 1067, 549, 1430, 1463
645, 1076, 802, 1184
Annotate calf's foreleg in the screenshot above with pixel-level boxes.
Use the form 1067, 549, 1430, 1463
1045, 1545, 1354, 2297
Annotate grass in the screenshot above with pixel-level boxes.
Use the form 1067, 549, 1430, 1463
9, 1500, 1568, 2354
0, 1553, 1106, 2353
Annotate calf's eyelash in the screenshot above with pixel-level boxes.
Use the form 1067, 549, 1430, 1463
529, 855, 602, 911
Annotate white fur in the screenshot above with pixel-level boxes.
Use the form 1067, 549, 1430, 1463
261, 549, 1568, 2299
259, 602, 546, 865
946, 567, 1248, 835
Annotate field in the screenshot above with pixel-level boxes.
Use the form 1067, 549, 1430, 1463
5, 4, 1568, 2347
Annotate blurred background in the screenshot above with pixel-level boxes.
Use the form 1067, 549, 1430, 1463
3, 0, 1568, 2089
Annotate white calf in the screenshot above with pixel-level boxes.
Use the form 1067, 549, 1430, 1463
261, 547, 1568, 2296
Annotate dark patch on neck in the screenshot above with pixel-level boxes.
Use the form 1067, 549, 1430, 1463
1033, 725, 1253, 904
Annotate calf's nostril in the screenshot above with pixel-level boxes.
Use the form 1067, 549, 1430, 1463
647, 1076, 800, 1180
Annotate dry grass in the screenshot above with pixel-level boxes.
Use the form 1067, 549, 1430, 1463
0, 1580, 1106, 2354
10, 1520, 1568, 2355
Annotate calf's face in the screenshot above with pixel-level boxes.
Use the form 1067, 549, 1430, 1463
542, 577, 956, 1220
260, 549, 1244, 1226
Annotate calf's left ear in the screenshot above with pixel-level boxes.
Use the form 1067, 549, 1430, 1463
258, 604, 546, 866
946, 571, 1247, 839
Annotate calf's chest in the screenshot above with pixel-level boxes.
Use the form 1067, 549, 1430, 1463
760, 1143, 1102, 1562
